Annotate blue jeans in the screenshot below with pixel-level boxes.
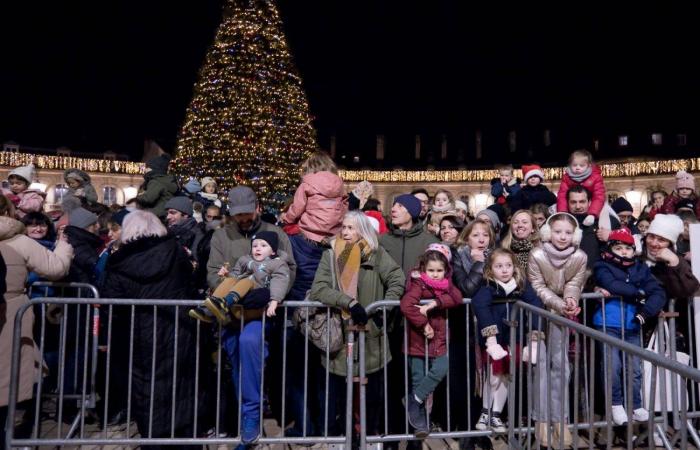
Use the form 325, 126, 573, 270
221, 321, 269, 421
596, 327, 643, 409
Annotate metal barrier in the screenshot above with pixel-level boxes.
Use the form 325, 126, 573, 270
357, 294, 700, 450
6, 296, 354, 448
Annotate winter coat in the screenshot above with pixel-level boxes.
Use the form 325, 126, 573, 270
1, 188, 45, 219
400, 273, 463, 357
642, 252, 699, 300
64, 225, 103, 284
452, 245, 487, 298
556, 163, 606, 217
490, 177, 522, 206
136, 172, 179, 218
593, 259, 666, 330
168, 218, 205, 261
230, 251, 292, 301
660, 192, 700, 218
528, 245, 588, 314
193, 192, 222, 211
63, 169, 98, 205
281, 171, 348, 243
0, 216, 73, 407
508, 184, 557, 211
472, 280, 544, 346
379, 221, 439, 276
100, 235, 198, 439
310, 245, 405, 376
206, 218, 296, 289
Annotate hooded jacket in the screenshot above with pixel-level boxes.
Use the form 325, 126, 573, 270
379, 221, 439, 276
556, 163, 606, 217
137, 172, 179, 218
230, 250, 292, 301
281, 171, 348, 242
63, 169, 98, 205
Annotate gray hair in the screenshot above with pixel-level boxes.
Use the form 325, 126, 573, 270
120, 210, 167, 243
344, 210, 378, 252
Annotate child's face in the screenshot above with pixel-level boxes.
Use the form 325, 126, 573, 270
8, 177, 28, 194
467, 223, 490, 251
678, 188, 693, 198
251, 239, 274, 261
66, 179, 81, 189
569, 157, 590, 176
434, 193, 450, 208
511, 212, 534, 240
611, 243, 635, 259
424, 260, 446, 281
637, 220, 650, 235
499, 170, 513, 184
531, 212, 546, 228
527, 176, 541, 187
652, 193, 665, 208
551, 219, 575, 250
491, 254, 514, 283
204, 183, 217, 194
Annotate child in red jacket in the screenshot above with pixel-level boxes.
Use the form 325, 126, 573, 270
556, 149, 606, 226
400, 243, 463, 438
660, 170, 700, 217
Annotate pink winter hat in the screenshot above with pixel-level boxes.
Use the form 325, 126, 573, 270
676, 170, 695, 192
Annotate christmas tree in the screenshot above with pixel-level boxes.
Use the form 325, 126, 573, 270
172, 0, 316, 210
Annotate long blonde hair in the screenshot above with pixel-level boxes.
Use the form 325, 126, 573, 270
484, 248, 526, 291
300, 150, 338, 176
500, 209, 540, 249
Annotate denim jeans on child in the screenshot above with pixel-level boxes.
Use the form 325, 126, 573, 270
595, 327, 642, 409
409, 355, 449, 402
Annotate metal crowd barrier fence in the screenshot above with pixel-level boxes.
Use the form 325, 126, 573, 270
356, 294, 700, 450
6, 297, 355, 449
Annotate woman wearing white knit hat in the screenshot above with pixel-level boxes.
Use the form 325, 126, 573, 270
642, 214, 699, 300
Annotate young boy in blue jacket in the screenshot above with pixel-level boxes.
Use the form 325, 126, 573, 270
593, 227, 667, 426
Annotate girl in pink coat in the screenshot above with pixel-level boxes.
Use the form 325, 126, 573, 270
281, 151, 347, 244
2, 164, 45, 219
556, 149, 606, 226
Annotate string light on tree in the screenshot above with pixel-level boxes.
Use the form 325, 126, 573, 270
172, 0, 316, 210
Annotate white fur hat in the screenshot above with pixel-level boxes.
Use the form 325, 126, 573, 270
647, 214, 684, 247
9, 164, 35, 184
454, 200, 468, 211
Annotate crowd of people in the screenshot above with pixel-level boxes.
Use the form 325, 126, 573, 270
0, 148, 699, 449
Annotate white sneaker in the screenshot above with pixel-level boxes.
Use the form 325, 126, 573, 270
653, 431, 664, 447
632, 407, 649, 422
611, 405, 628, 425
475, 412, 489, 431
489, 415, 507, 433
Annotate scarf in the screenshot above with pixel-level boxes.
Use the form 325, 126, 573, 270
510, 238, 534, 271
200, 192, 219, 202
496, 278, 518, 296
431, 203, 454, 214
420, 272, 449, 293
333, 238, 370, 301
543, 242, 576, 268
565, 165, 592, 183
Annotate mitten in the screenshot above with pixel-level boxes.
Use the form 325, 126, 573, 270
583, 214, 595, 226
485, 336, 508, 361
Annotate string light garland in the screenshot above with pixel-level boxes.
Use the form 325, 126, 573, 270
0, 151, 144, 174
171, 0, 316, 210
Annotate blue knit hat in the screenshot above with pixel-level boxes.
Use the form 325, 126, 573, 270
394, 194, 422, 220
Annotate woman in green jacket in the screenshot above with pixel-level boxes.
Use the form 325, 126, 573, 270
310, 210, 405, 437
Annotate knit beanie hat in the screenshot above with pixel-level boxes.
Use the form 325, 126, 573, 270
394, 194, 421, 221
454, 200, 468, 212
676, 170, 696, 192
611, 197, 633, 214
675, 198, 697, 213
145, 154, 171, 174
200, 177, 217, 190
164, 196, 194, 217
522, 164, 545, 182
252, 230, 279, 254
183, 178, 201, 194
69, 207, 98, 229
427, 242, 452, 262
487, 204, 507, 227
476, 208, 500, 230
647, 214, 684, 247
110, 209, 130, 227
8, 164, 35, 184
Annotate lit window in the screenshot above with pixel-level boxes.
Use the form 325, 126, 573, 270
652, 133, 662, 145
618, 135, 628, 147
103, 186, 117, 206
54, 184, 68, 204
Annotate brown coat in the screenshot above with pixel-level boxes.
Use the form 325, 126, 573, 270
0, 216, 73, 407
528, 246, 588, 314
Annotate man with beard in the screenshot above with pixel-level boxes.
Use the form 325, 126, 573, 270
164, 196, 205, 267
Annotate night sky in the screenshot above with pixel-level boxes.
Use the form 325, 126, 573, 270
2, 2, 698, 167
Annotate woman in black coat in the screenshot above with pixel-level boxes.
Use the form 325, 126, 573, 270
101, 210, 199, 448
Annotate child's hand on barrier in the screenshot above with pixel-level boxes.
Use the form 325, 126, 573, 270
416, 300, 437, 317
423, 323, 434, 339
266, 300, 278, 317
594, 286, 611, 298
485, 336, 508, 361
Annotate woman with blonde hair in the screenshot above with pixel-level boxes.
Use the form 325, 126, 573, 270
500, 209, 541, 271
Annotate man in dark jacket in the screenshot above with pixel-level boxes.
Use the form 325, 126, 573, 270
64, 207, 102, 284
165, 197, 204, 261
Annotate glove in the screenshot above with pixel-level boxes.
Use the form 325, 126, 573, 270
485, 336, 508, 361
239, 288, 271, 309
522, 345, 537, 365
634, 313, 646, 326
635, 289, 647, 305
583, 214, 595, 226
349, 302, 368, 325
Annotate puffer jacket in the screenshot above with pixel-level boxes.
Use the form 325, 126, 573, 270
380, 221, 439, 276
400, 273, 463, 357
63, 169, 98, 205
452, 245, 488, 298
310, 244, 405, 376
0, 216, 73, 407
556, 163, 606, 217
281, 171, 348, 242
528, 244, 588, 314
230, 250, 292, 301
1, 189, 45, 219
136, 172, 179, 218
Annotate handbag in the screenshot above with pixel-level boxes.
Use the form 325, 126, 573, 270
293, 250, 344, 354
643, 321, 690, 412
